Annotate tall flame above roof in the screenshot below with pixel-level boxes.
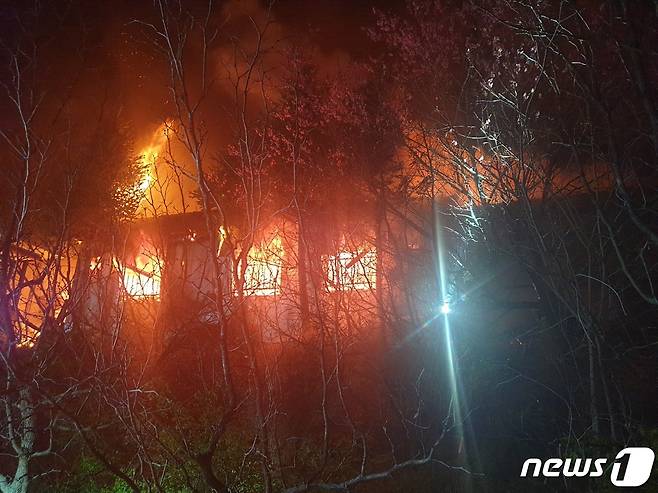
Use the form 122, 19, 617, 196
135, 121, 200, 218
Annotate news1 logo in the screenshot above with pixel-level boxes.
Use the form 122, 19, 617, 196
520, 447, 655, 487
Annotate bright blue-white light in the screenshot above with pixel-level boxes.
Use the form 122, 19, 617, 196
440, 301, 451, 315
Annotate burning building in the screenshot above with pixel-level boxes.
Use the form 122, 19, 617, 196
77, 206, 393, 352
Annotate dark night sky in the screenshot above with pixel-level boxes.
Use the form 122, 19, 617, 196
0, 0, 404, 146
271, 0, 402, 57
117, 0, 400, 137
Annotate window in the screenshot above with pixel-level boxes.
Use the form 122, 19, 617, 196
12, 245, 72, 347
325, 247, 377, 291
239, 236, 283, 296
121, 261, 162, 298
117, 240, 163, 299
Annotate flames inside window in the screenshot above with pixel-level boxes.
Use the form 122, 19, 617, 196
118, 240, 163, 299
239, 236, 283, 296
12, 246, 73, 348
325, 247, 377, 291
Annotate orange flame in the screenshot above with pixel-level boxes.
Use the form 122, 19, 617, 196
136, 123, 170, 213
116, 238, 163, 299
239, 235, 283, 296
